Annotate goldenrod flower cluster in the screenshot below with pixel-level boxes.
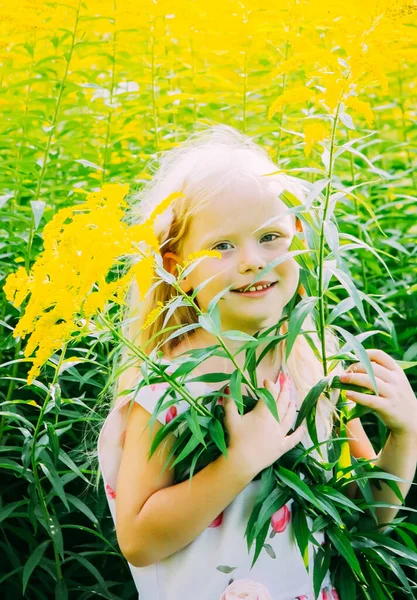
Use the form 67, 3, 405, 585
3, 185, 181, 384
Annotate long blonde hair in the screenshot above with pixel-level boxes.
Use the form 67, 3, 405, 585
112, 123, 343, 445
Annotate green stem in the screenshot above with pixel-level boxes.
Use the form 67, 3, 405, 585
99, 314, 213, 418
347, 128, 371, 327
101, 1, 117, 185
398, 68, 417, 190
150, 17, 159, 155
242, 48, 248, 133
30, 345, 68, 585
11, 29, 37, 215
169, 279, 260, 399
275, 40, 290, 164
317, 103, 341, 376
28, 0, 81, 267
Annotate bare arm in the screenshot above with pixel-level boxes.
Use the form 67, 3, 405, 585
117, 375, 302, 568
369, 431, 417, 531
123, 448, 256, 567
115, 400, 258, 567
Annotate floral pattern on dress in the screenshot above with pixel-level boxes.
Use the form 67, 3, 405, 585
220, 578, 272, 599
219, 580, 340, 600
271, 504, 291, 533
209, 511, 224, 528
105, 484, 116, 499
165, 405, 178, 423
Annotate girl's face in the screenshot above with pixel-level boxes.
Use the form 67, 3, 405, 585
167, 179, 301, 334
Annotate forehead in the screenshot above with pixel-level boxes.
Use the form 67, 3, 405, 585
187, 176, 294, 244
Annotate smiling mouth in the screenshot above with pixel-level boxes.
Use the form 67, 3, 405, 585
231, 281, 277, 295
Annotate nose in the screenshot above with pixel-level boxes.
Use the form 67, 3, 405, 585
238, 242, 266, 274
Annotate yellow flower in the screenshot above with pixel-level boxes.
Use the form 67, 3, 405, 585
303, 122, 330, 156
344, 96, 374, 126
129, 254, 156, 301
268, 87, 316, 119
147, 191, 184, 226
183, 249, 222, 267
3, 266, 32, 308
3, 184, 181, 385
141, 301, 166, 330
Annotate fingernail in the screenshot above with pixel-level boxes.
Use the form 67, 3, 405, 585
278, 371, 287, 388
217, 398, 224, 406
225, 385, 230, 394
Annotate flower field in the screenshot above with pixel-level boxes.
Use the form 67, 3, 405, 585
1, 0, 417, 598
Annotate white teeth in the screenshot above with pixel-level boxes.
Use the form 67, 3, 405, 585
237, 282, 273, 292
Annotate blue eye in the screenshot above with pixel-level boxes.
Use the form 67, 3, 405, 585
212, 242, 232, 251
261, 233, 281, 242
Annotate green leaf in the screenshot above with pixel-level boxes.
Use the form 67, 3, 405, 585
229, 369, 243, 414
336, 561, 357, 599
186, 372, 230, 383
22, 540, 50, 594
314, 485, 363, 514
250, 518, 270, 569
292, 503, 310, 571
294, 377, 327, 457
45, 514, 64, 559
0, 499, 27, 524
206, 283, 234, 312
198, 313, 220, 337
275, 467, 323, 512
64, 551, 112, 595
222, 330, 257, 342
170, 434, 201, 468
185, 409, 207, 448
39, 462, 70, 511
216, 565, 236, 574
208, 419, 227, 455
331, 326, 378, 394
285, 296, 318, 360
30, 200, 46, 230
314, 491, 344, 526
356, 532, 417, 565
368, 547, 412, 593
65, 494, 99, 525
252, 487, 289, 540
339, 111, 355, 129
313, 544, 331, 599
361, 559, 393, 599
257, 385, 279, 421
288, 234, 316, 272
325, 266, 366, 322
327, 524, 364, 580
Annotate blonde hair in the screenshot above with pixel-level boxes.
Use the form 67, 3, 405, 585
112, 122, 343, 448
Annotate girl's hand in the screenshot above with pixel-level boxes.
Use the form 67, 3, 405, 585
223, 374, 306, 478
339, 348, 417, 438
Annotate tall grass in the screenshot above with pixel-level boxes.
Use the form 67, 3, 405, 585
0, 0, 416, 597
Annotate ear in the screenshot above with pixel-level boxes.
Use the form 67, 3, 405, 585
162, 252, 193, 293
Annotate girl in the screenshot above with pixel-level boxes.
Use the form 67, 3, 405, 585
97, 124, 389, 599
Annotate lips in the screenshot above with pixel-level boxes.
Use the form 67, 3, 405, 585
232, 281, 277, 293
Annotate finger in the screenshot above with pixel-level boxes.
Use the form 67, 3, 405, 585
339, 372, 389, 397
365, 349, 399, 371
275, 377, 292, 418
223, 390, 240, 423
345, 362, 394, 384
263, 378, 290, 417
283, 424, 306, 450
280, 399, 297, 432
345, 389, 385, 410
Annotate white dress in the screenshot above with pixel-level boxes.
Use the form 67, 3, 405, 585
97, 370, 340, 600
